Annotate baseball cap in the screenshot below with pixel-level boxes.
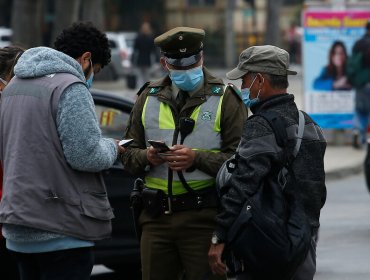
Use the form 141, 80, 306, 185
226, 45, 297, 80
154, 27, 205, 67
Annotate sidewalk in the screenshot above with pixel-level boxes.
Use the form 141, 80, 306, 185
324, 145, 366, 180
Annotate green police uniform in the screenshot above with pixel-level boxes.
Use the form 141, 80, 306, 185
121, 27, 247, 280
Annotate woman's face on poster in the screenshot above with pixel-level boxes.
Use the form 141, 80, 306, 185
332, 45, 346, 67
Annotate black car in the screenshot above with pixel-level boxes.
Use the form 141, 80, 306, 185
90, 89, 141, 278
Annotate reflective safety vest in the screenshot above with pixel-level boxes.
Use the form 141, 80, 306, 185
142, 92, 224, 195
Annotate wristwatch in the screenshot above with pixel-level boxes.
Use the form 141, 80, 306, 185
211, 233, 223, 245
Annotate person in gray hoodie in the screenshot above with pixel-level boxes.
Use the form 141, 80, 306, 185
0, 22, 124, 280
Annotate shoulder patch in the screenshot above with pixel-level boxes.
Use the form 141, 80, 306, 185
148, 87, 161, 95
137, 82, 150, 96
227, 83, 242, 101
211, 85, 224, 95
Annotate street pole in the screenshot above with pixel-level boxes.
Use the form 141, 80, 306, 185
225, 0, 236, 68
265, 0, 283, 45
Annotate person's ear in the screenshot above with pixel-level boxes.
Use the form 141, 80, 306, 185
257, 73, 265, 86
199, 55, 204, 66
77, 52, 92, 68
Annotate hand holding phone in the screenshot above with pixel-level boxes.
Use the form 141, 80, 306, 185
119, 139, 134, 147
147, 140, 170, 152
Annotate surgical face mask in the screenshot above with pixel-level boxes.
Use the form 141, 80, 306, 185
168, 65, 203, 91
85, 59, 94, 89
241, 75, 260, 108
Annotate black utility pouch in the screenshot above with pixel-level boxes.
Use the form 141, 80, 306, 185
130, 178, 144, 240
142, 188, 165, 218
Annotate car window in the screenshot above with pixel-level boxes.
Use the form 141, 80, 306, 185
0, 35, 11, 41
125, 38, 135, 49
109, 39, 117, 49
95, 104, 129, 139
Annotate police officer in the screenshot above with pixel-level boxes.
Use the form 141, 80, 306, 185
121, 27, 247, 280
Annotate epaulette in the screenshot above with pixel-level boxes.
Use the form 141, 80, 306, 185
210, 85, 224, 95
227, 83, 242, 101
137, 82, 150, 96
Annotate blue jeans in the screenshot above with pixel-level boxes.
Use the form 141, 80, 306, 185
353, 111, 370, 144
11, 247, 94, 280
354, 85, 370, 144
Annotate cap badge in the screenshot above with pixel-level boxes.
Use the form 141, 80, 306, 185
201, 111, 212, 121
178, 35, 183, 40
179, 48, 187, 53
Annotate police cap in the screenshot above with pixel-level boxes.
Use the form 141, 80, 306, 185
154, 27, 205, 67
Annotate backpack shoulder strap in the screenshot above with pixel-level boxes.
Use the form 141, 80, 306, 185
253, 110, 305, 190
251, 110, 288, 148
293, 110, 305, 158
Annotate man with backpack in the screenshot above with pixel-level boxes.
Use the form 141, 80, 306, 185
208, 45, 327, 280
349, 21, 370, 148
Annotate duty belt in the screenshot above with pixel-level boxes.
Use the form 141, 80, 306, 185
142, 187, 219, 217
164, 189, 219, 212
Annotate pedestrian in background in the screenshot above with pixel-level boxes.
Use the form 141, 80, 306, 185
208, 45, 327, 280
132, 21, 158, 87
350, 21, 370, 148
0, 22, 124, 280
284, 22, 301, 64
121, 27, 247, 280
0, 46, 24, 95
0, 45, 24, 280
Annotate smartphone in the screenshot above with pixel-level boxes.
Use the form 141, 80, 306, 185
147, 140, 170, 151
119, 139, 134, 147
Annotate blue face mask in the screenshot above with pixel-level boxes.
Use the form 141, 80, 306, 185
169, 65, 203, 91
85, 59, 94, 89
241, 75, 261, 108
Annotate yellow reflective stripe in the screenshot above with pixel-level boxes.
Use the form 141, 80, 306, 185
190, 106, 201, 122
145, 177, 215, 195
214, 94, 223, 132
159, 103, 175, 129
187, 106, 200, 130
141, 96, 150, 129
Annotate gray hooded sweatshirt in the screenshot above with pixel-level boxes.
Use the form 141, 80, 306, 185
2, 47, 117, 252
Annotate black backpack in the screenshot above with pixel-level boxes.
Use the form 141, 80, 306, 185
225, 110, 311, 280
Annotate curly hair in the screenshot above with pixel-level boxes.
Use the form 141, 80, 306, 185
54, 22, 111, 68
0, 46, 24, 79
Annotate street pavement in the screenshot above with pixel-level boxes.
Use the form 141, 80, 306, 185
315, 173, 370, 280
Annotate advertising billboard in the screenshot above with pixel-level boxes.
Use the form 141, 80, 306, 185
303, 10, 370, 128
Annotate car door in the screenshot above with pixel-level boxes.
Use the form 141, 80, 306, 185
92, 91, 140, 272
